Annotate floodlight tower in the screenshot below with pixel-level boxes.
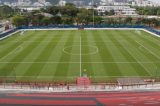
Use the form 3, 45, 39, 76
92, 0, 95, 27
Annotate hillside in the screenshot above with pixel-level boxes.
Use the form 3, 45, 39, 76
0, 0, 101, 5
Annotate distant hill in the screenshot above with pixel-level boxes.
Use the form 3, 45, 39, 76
0, 0, 58, 4
0, 0, 101, 5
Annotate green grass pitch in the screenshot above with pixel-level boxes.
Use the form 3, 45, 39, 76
0, 29, 160, 82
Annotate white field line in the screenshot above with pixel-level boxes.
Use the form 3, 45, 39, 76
0, 75, 151, 78
22, 28, 77, 31
1, 28, 159, 41
0, 30, 20, 41
63, 45, 98, 55
141, 29, 160, 38
2, 41, 125, 43
1, 76, 78, 78
20, 28, 141, 30
80, 35, 82, 77
0, 61, 159, 64
0, 46, 23, 60
136, 41, 160, 59
85, 28, 160, 38
85, 28, 143, 30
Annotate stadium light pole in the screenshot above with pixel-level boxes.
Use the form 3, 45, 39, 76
92, 0, 95, 27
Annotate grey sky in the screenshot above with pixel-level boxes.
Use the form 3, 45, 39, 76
149, 0, 160, 4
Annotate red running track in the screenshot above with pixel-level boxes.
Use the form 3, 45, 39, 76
1, 91, 160, 106
0, 99, 96, 105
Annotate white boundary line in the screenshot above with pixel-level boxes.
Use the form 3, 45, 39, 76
141, 29, 160, 38
136, 41, 160, 59
0, 30, 20, 41
23, 28, 160, 38
0, 46, 23, 60
62, 45, 99, 55
0, 61, 159, 64
1, 28, 159, 41
24, 28, 77, 31
85, 28, 160, 38
0, 75, 151, 78
80, 35, 82, 77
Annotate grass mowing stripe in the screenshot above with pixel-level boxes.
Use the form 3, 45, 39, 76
14, 32, 55, 77
110, 31, 147, 76
0, 31, 48, 77
0, 30, 159, 82
0, 31, 36, 58
51, 31, 79, 80
134, 31, 160, 48
131, 31, 160, 58
54, 30, 75, 77
81, 31, 94, 77
67, 31, 81, 78
105, 31, 139, 76
118, 30, 154, 76
22, 31, 61, 79
133, 30, 160, 50
35, 31, 73, 81
93, 30, 122, 76
87, 31, 108, 77
127, 31, 159, 61
100, 30, 123, 76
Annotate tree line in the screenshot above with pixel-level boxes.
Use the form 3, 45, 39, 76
10, 3, 160, 27
103, 17, 160, 27
12, 3, 103, 27
134, 6, 160, 15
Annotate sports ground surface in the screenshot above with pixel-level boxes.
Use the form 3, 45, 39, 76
0, 29, 160, 82
1, 91, 160, 106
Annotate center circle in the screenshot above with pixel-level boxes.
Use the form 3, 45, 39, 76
63, 45, 98, 55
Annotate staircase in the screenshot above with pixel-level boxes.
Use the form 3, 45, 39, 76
77, 77, 91, 88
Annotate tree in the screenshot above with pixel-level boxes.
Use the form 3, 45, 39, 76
62, 17, 74, 25
125, 17, 133, 25
94, 16, 103, 25
109, 10, 115, 16
50, 16, 62, 25
60, 3, 78, 17
31, 14, 44, 26
104, 18, 115, 25
0, 5, 14, 18
134, 6, 160, 15
104, 11, 109, 16
157, 10, 160, 15
76, 8, 90, 25
41, 17, 51, 26
150, 18, 159, 27
12, 15, 29, 27
44, 6, 60, 15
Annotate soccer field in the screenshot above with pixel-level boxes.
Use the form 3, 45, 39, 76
0, 29, 160, 82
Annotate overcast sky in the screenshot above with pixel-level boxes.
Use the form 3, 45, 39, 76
149, 0, 160, 4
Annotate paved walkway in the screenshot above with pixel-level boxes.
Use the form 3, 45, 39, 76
0, 83, 160, 93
